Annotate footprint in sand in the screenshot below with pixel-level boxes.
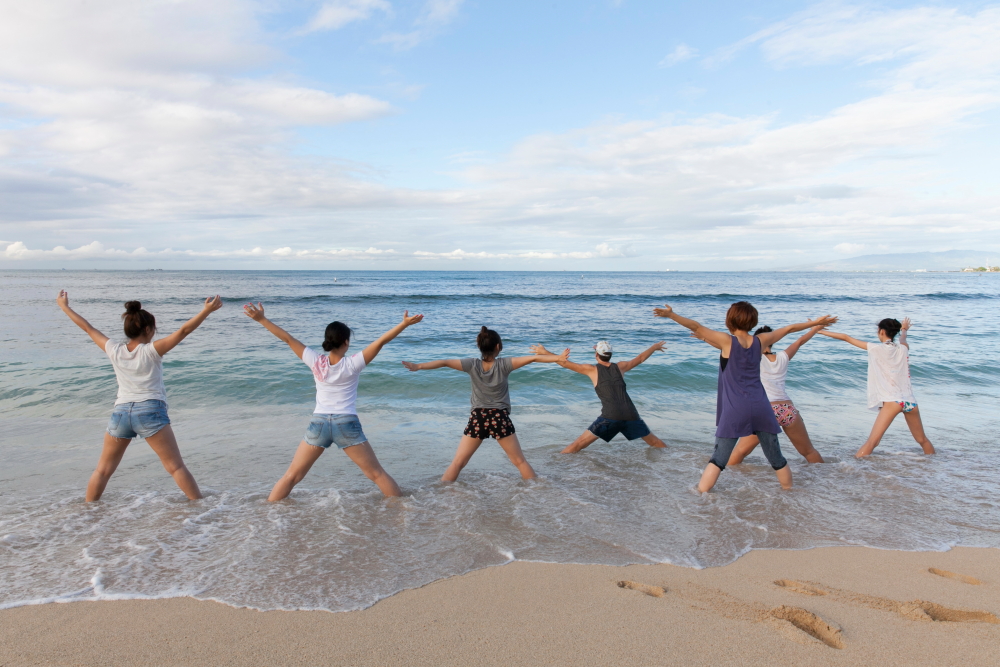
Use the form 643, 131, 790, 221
774, 579, 1000, 624
770, 605, 844, 649
928, 568, 983, 586
617, 580, 666, 597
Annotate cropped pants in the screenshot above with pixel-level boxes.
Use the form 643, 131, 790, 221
710, 431, 787, 471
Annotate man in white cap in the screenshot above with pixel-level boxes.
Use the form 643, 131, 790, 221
530, 340, 667, 452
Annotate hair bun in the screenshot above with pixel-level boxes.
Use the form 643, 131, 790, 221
124, 300, 142, 313
480, 325, 489, 333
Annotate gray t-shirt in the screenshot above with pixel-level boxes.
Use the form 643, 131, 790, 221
461, 357, 514, 411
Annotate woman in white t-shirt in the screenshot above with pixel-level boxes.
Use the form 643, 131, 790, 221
57, 291, 223, 501
725, 324, 826, 465
243, 303, 423, 499
820, 317, 935, 458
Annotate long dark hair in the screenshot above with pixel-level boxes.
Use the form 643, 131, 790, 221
323, 321, 352, 351
477, 326, 502, 361
122, 301, 156, 339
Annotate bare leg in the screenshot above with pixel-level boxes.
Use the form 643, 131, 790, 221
697, 463, 722, 493
641, 433, 667, 448
856, 402, 903, 458
782, 417, 824, 463
562, 430, 599, 453
343, 441, 402, 497
442, 436, 484, 482
775, 466, 793, 489
268, 441, 324, 501
902, 407, 935, 454
145, 425, 202, 499
496, 434, 536, 479
86, 433, 132, 502
727, 435, 759, 465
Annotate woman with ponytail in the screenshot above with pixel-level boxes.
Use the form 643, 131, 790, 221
243, 303, 423, 498
56, 291, 223, 501
402, 327, 568, 482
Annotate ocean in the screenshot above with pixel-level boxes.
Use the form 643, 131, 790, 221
1, 270, 998, 611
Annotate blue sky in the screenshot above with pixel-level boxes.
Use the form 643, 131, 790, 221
1, 1, 998, 268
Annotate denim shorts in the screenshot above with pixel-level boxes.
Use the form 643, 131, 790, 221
588, 416, 651, 442
107, 400, 171, 440
304, 414, 369, 449
710, 431, 787, 471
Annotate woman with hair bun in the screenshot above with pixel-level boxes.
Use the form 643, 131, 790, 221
243, 303, 423, 498
402, 327, 568, 482
56, 291, 223, 501
653, 301, 836, 492
819, 317, 935, 458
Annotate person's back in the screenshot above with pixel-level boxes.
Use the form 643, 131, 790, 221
303, 347, 366, 415
716, 335, 777, 438
594, 363, 640, 421
758, 350, 790, 402
866, 340, 914, 410
105, 340, 166, 404
461, 356, 514, 411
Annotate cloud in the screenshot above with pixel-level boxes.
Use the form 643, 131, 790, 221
413, 243, 636, 260
379, 0, 465, 49
302, 0, 392, 33
659, 44, 698, 67
0, 241, 400, 261
834, 242, 866, 254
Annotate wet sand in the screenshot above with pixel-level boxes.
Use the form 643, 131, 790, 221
1, 546, 997, 666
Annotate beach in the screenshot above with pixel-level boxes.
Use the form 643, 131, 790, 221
2, 546, 998, 666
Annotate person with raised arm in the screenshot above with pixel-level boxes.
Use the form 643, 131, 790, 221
653, 301, 836, 492
698, 324, 826, 465
819, 317, 934, 458
402, 326, 568, 482
244, 304, 423, 499
529, 341, 668, 453
56, 291, 222, 501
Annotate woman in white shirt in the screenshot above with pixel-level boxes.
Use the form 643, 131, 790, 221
243, 303, 423, 499
727, 324, 826, 465
820, 317, 935, 458
57, 292, 223, 501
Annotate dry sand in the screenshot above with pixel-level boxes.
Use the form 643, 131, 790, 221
2, 546, 998, 666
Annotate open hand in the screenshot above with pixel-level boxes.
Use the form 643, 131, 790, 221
243, 302, 266, 321
901, 317, 911, 330
529, 344, 552, 355
401, 361, 419, 372
653, 304, 673, 318
558, 348, 571, 362
650, 341, 667, 352
56, 290, 69, 310
203, 295, 223, 313
812, 314, 837, 327
402, 311, 424, 327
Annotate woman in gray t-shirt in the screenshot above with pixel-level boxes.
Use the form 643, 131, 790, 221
403, 326, 567, 482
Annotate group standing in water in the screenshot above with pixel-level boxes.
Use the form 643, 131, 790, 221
56, 291, 936, 501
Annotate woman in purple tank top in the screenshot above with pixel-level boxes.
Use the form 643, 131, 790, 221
654, 302, 836, 493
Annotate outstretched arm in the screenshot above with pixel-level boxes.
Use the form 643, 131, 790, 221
653, 304, 731, 349
402, 359, 463, 371
511, 348, 570, 370
618, 341, 667, 373
154, 296, 223, 356
363, 311, 424, 365
783, 325, 823, 361
57, 291, 109, 351
243, 302, 306, 359
899, 317, 911, 348
817, 330, 869, 350
757, 315, 837, 349
530, 344, 595, 376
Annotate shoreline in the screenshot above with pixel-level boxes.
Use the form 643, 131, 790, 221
2, 546, 997, 666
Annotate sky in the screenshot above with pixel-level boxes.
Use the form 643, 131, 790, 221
1, 0, 998, 270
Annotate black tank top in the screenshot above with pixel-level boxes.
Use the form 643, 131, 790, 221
595, 363, 641, 421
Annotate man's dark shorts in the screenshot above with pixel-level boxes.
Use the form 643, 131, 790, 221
587, 416, 651, 442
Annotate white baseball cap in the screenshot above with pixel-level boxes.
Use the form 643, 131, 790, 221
594, 341, 613, 356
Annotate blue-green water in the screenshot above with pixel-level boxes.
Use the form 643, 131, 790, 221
1, 270, 998, 611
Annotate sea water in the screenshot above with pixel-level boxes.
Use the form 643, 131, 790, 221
1, 270, 998, 611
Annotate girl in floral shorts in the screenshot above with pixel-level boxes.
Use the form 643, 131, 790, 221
403, 327, 567, 482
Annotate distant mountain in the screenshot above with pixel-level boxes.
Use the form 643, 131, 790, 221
786, 249, 997, 272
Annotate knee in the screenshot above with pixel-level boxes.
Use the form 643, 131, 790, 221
94, 464, 116, 479
708, 459, 726, 472
364, 465, 387, 482
162, 459, 186, 476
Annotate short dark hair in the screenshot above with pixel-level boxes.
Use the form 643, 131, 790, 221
726, 301, 758, 332
597, 352, 612, 362
323, 321, 352, 351
122, 301, 156, 339
477, 326, 503, 360
754, 325, 773, 335
878, 318, 902, 341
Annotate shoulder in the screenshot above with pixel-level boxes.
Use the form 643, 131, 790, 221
350, 351, 367, 370
142, 342, 163, 359
104, 339, 120, 354
499, 356, 514, 370
301, 346, 319, 364
777, 351, 789, 363
460, 357, 476, 371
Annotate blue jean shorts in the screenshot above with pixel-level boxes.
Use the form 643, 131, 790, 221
304, 414, 369, 449
107, 400, 171, 440
588, 416, 651, 442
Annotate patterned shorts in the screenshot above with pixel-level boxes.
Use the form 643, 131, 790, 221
897, 401, 917, 413
464, 408, 516, 441
771, 401, 800, 427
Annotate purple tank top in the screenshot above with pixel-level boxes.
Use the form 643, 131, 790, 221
716, 335, 781, 438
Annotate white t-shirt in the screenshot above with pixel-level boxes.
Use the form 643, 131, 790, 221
759, 350, 790, 402
866, 341, 916, 410
301, 347, 367, 415
105, 340, 167, 405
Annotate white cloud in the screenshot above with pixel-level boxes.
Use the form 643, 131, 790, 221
379, 0, 465, 49
0, 241, 399, 261
659, 44, 698, 67
302, 0, 392, 33
834, 242, 866, 254
413, 243, 636, 261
